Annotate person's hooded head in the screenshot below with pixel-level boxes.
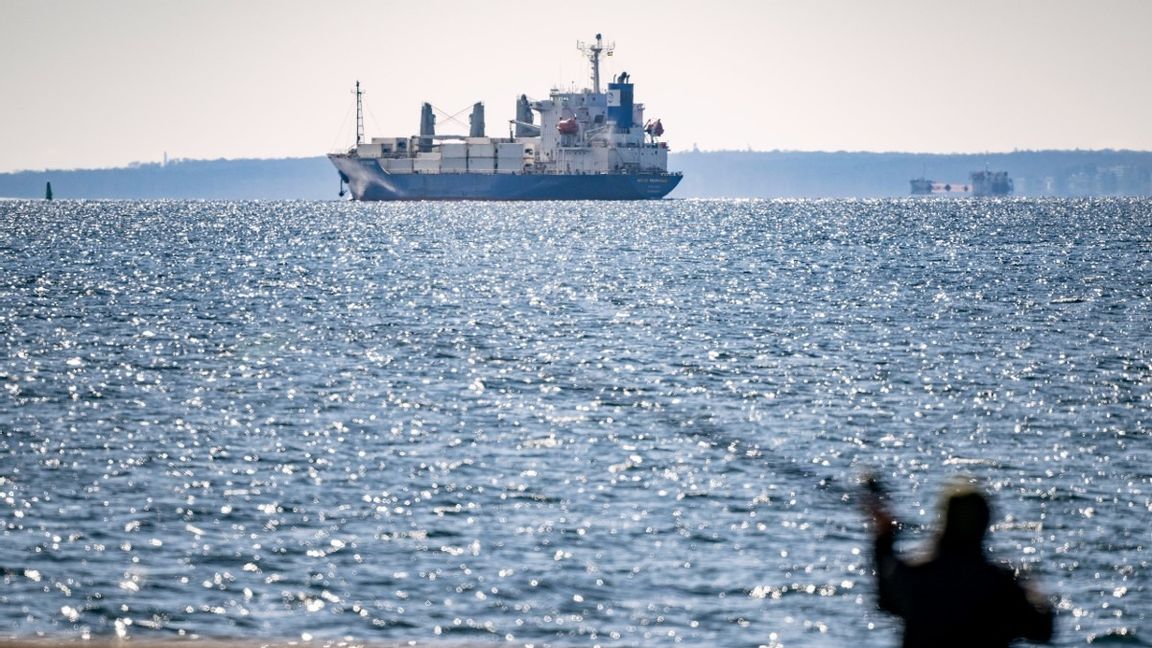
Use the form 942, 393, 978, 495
936, 479, 991, 555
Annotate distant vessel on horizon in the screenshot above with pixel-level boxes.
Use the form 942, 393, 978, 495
328, 34, 682, 201
910, 170, 1013, 197
970, 170, 1014, 197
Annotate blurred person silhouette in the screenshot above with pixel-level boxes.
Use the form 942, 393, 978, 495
862, 475, 1054, 647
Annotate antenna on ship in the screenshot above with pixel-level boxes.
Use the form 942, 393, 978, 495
577, 33, 614, 94
353, 80, 365, 146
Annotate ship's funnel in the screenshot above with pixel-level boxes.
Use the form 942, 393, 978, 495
419, 102, 435, 152
607, 80, 634, 130
469, 102, 485, 138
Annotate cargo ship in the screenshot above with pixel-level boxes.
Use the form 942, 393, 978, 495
969, 170, 1013, 197
329, 34, 682, 201
910, 170, 1013, 197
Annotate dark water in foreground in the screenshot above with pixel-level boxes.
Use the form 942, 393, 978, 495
1, 199, 1149, 647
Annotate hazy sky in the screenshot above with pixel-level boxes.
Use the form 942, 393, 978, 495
2, 0, 1150, 172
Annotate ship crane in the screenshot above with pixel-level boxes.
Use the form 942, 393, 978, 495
353, 81, 364, 146
577, 33, 614, 93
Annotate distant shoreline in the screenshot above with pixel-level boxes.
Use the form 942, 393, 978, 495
6, 147, 1152, 176
6, 147, 1152, 177
2, 150, 1150, 200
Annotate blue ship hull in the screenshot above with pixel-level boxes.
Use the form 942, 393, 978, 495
330, 155, 681, 201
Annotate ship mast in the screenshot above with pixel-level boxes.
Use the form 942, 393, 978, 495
577, 33, 614, 94
354, 80, 364, 146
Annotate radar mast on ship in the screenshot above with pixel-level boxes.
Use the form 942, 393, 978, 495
577, 33, 614, 93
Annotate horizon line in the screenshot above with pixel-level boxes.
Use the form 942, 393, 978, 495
4, 147, 1152, 175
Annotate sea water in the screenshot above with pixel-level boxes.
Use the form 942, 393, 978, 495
1, 198, 1149, 647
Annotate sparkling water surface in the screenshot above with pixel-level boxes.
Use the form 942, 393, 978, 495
1, 198, 1149, 646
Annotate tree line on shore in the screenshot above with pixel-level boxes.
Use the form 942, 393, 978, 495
2, 150, 1149, 200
